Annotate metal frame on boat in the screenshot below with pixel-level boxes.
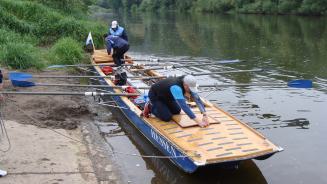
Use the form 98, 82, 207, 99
87, 33, 283, 173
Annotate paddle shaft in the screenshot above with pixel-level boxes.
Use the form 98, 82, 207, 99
192, 69, 262, 76
30, 75, 165, 80
28, 69, 261, 79
1, 91, 139, 96
48, 63, 163, 68
130, 63, 228, 72
24, 82, 291, 88
123, 58, 243, 63
47, 59, 242, 68
33, 83, 150, 89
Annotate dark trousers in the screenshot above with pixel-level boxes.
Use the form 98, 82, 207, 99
148, 89, 181, 122
113, 45, 129, 66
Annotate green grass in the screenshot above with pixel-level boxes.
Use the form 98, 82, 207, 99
49, 37, 84, 65
0, 43, 44, 69
0, 0, 107, 69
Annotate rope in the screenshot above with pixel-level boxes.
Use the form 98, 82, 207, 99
6, 98, 194, 159
0, 97, 12, 152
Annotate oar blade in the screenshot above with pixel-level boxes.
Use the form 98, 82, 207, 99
216, 59, 243, 64
287, 80, 313, 88
47, 65, 67, 69
9, 72, 36, 87
9, 72, 33, 80
11, 80, 36, 87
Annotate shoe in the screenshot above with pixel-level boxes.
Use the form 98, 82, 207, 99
0, 169, 7, 177
142, 102, 151, 118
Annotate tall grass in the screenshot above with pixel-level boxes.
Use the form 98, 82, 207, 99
0, 0, 107, 69
0, 28, 37, 45
49, 37, 84, 65
0, 43, 44, 69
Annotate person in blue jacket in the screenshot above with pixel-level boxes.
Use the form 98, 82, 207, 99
109, 20, 128, 41
105, 35, 129, 85
105, 35, 129, 66
143, 75, 209, 127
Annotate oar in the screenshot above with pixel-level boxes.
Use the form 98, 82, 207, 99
9, 72, 165, 81
11, 82, 151, 89
129, 63, 241, 72
47, 63, 164, 69
191, 69, 263, 76
11, 80, 312, 89
123, 58, 243, 64
0, 91, 140, 96
47, 59, 243, 69
199, 80, 313, 89
9, 69, 262, 86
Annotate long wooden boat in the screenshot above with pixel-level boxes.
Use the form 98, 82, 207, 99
87, 35, 283, 173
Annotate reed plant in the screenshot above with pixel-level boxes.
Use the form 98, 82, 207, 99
49, 37, 84, 65
0, 43, 44, 69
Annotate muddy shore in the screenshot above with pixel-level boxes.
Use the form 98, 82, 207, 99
0, 69, 125, 183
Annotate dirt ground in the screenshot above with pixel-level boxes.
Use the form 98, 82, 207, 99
2, 69, 96, 130
0, 69, 124, 184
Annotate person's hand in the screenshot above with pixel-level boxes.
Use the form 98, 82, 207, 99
194, 116, 208, 128
193, 116, 202, 126
202, 114, 210, 127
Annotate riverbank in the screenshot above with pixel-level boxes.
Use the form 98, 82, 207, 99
0, 70, 125, 184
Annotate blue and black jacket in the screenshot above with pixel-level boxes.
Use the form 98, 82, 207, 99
150, 76, 206, 119
109, 26, 128, 41
105, 35, 129, 54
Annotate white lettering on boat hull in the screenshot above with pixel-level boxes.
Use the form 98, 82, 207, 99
151, 129, 178, 158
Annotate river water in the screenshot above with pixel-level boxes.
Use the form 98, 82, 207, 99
92, 11, 327, 184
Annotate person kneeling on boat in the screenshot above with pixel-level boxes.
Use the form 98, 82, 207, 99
105, 35, 130, 85
143, 75, 209, 127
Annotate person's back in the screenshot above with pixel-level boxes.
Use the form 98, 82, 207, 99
109, 20, 128, 41
105, 35, 129, 52
150, 76, 184, 101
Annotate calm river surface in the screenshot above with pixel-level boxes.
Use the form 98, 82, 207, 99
92, 11, 327, 184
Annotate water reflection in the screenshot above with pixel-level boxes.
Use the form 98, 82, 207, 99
92, 9, 327, 184
118, 12, 327, 84
282, 118, 310, 129
108, 108, 267, 184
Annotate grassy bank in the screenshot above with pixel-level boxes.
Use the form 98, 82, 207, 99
0, 0, 107, 70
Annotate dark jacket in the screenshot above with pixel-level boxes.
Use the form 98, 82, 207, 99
105, 35, 129, 52
149, 76, 185, 102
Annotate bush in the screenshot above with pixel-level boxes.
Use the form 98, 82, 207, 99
0, 43, 44, 69
49, 37, 84, 65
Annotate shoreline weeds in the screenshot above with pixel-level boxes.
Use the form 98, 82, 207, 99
0, 70, 125, 184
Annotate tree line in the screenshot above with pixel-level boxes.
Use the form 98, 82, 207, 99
101, 0, 327, 15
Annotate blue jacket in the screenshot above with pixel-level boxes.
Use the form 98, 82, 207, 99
105, 35, 129, 53
109, 26, 128, 41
